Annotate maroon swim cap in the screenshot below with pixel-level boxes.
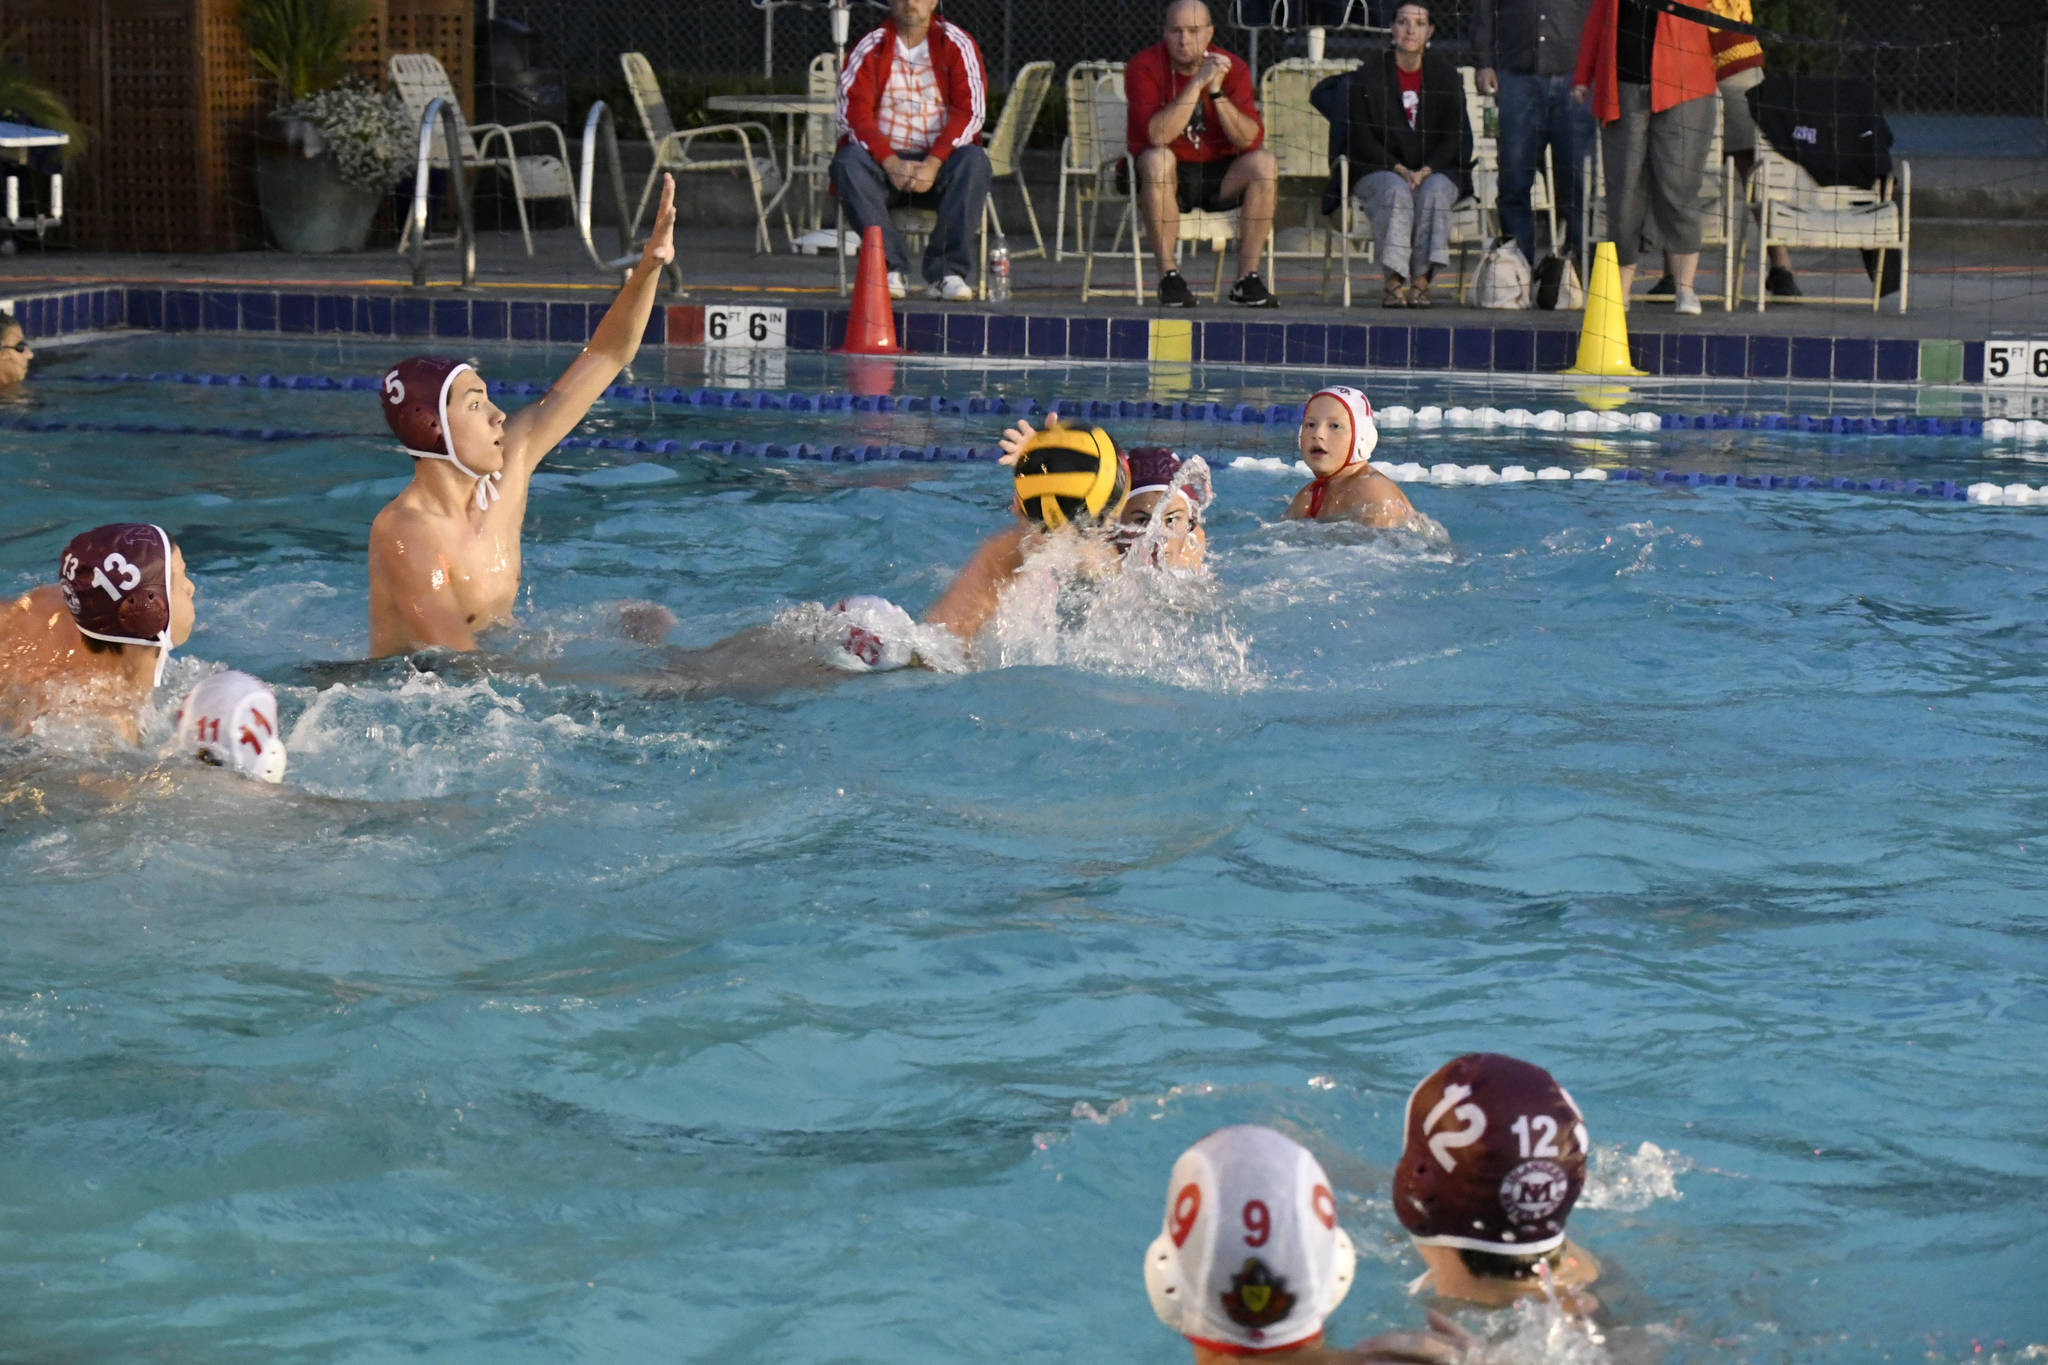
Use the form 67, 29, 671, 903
1126, 447, 1182, 493
1392, 1054, 1589, 1256
378, 356, 501, 509
59, 523, 174, 651
380, 355, 471, 458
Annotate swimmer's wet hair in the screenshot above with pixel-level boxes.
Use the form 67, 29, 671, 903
1458, 1245, 1563, 1282
0, 310, 17, 334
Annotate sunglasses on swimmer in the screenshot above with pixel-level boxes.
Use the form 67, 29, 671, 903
3, 340, 29, 353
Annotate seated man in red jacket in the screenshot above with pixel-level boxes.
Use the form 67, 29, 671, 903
1125, 0, 1280, 308
831, 0, 992, 302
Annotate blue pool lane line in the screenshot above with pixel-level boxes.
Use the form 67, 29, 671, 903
6, 413, 2043, 505
60, 371, 2048, 443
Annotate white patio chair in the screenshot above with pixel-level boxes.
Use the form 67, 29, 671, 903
1747, 141, 1909, 313
1258, 57, 1359, 269
620, 52, 778, 255
794, 51, 840, 235
985, 59, 1055, 258
1055, 59, 1124, 260
389, 52, 572, 257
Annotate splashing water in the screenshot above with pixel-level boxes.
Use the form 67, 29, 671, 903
1579, 1141, 1696, 1213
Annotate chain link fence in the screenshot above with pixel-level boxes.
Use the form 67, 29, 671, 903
494, 0, 2044, 121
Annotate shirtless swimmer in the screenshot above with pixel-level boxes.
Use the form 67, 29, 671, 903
0, 523, 196, 743
366, 175, 677, 657
1285, 386, 1424, 528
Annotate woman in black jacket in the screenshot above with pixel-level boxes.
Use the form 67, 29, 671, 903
1342, 2, 1473, 307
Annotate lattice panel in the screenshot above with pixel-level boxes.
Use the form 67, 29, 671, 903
344, 0, 392, 87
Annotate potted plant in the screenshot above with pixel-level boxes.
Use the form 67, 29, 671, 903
241, 0, 410, 252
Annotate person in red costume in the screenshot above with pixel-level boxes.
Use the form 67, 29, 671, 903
1125, 0, 1280, 309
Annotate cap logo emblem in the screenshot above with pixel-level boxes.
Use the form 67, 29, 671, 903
1500, 1159, 1571, 1224
1220, 1257, 1295, 1331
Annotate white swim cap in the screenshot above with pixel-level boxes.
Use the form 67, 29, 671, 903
1144, 1125, 1356, 1354
175, 670, 287, 783
822, 595, 918, 672
1310, 386, 1379, 466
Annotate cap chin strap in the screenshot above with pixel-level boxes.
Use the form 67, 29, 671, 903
406, 447, 502, 511
422, 361, 502, 512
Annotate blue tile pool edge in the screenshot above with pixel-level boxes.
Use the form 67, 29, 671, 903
0, 284, 1987, 387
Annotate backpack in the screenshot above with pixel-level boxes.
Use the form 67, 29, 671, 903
1475, 237, 1533, 309
1534, 253, 1584, 311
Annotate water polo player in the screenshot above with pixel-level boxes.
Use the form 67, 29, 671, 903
1, 523, 196, 743
175, 670, 287, 783
365, 175, 677, 657
1286, 386, 1424, 528
1145, 1124, 1473, 1365
1118, 446, 1212, 572
919, 419, 1130, 649
1393, 1052, 1601, 1313
0, 310, 32, 390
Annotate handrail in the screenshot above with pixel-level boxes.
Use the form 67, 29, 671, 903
577, 100, 637, 280
406, 97, 475, 289
577, 101, 683, 292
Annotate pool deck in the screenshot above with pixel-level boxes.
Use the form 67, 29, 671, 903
4, 203, 2047, 388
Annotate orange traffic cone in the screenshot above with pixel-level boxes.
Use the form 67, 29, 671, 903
838, 224, 904, 355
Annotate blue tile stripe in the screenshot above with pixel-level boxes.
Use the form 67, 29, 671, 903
0, 285, 1986, 389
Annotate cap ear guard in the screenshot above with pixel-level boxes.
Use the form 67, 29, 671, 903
1145, 1231, 1193, 1335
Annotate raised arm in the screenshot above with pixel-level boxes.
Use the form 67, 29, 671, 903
501, 175, 677, 474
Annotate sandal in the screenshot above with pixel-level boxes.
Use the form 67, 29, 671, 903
1382, 275, 1409, 308
1406, 274, 1433, 309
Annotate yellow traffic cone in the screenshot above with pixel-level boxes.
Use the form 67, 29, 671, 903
1563, 242, 1646, 377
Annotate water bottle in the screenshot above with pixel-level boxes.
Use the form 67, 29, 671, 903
988, 230, 1011, 303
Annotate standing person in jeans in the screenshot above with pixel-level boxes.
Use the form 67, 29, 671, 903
1343, 2, 1471, 308
1571, 0, 1717, 313
1474, 0, 1596, 274
1125, 0, 1281, 309
831, 0, 992, 302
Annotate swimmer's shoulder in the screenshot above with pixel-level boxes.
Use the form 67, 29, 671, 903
1284, 484, 1314, 519
1331, 467, 1415, 525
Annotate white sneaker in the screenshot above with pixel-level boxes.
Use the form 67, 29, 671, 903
886, 271, 907, 300
1673, 285, 1701, 316
926, 274, 974, 302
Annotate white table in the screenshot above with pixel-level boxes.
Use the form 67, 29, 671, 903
0, 122, 69, 235
705, 94, 839, 245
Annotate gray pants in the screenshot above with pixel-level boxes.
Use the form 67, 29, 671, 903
1600, 84, 1714, 265
1352, 169, 1459, 280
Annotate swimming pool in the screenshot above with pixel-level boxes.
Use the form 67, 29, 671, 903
4, 335, 2045, 1362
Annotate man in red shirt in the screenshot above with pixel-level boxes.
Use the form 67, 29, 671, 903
832, 0, 992, 302
1125, 0, 1280, 308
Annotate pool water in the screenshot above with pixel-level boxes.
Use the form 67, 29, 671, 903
3, 337, 2045, 1362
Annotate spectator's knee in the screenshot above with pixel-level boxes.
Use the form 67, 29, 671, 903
1137, 148, 1177, 184
1242, 149, 1278, 183
948, 144, 992, 187
831, 143, 879, 182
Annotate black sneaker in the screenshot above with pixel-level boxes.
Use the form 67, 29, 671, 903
1228, 272, 1278, 308
1157, 270, 1197, 309
1645, 272, 1677, 299
1766, 266, 1803, 298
